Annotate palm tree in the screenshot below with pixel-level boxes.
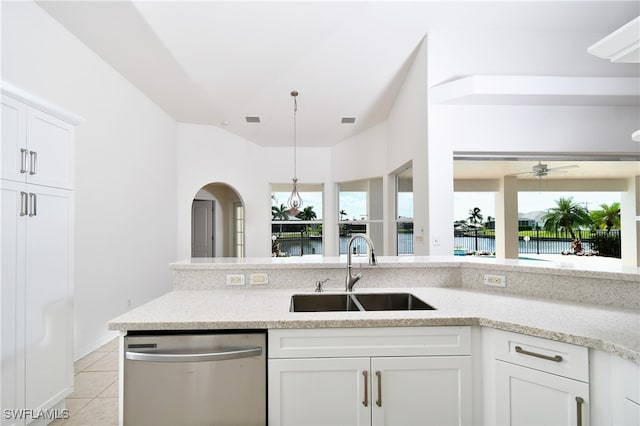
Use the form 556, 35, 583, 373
339, 210, 347, 221
271, 204, 289, 220
590, 202, 620, 232
484, 215, 494, 227
541, 196, 591, 240
296, 206, 317, 221
467, 207, 483, 225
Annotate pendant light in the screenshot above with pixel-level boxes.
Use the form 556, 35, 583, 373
287, 90, 303, 215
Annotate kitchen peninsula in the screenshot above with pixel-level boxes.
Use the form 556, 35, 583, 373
109, 256, 640, 425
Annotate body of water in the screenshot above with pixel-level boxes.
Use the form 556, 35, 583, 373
278, 234, 593, 257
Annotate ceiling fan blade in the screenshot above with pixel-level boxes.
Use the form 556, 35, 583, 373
547, 164, 579, 171
507, 171, 535, 176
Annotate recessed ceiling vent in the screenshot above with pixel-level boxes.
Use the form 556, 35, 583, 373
341, 117, 356, 124
245, 116, 261, 123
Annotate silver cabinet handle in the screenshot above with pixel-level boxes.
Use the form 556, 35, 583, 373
20, 148, 28, 173
375, 371, 382, 407
362, 371, 369, 407
28, 193, 37, 217
20, 191, 28, 216
126, 346, 262, 363
28, 151, 37, 175
515, 346, 563, 362
576, 396, 584, 426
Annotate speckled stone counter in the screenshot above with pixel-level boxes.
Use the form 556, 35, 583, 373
109, 256, 640, 364
108, 287, 640, 363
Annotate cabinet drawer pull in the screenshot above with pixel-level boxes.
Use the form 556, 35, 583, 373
576, 396, 584, 426
20, 191, 28, 216
29, 151, 37, 175
28, 193, 37, 217
515, 346, 563, 362
375, 371, 382, 407
20, 148, 28, 173
362, 371, 368, 407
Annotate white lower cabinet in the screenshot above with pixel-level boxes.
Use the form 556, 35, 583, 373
1, 180, 74, 425
489, 330, 590, 426
371, 356, 471, 426
611, 353, 640, 426
269, 357, 370, 426
495, 360, 589, 426
268, 327, 472, 426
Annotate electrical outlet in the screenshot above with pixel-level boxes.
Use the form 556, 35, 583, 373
484, 274, 506, 287
226, 274, 245, 286
249, 273, 268, 285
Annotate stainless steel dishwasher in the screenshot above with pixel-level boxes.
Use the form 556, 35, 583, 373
123, 330, 266, 425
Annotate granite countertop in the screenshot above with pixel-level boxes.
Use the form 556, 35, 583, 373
108, 286, 640, 364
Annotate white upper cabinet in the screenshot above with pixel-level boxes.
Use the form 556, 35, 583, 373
1, 95, 75, 190
1, 95, 27, 183
1, 83, 82, 190
24, 107, 75, 189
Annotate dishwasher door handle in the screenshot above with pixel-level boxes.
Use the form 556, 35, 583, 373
126, 346, 262, 363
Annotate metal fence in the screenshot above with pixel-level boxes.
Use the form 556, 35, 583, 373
271, 223, 622, 258
454, 229, 621, 258
271, 224, 323, 256
397, 222, 414, 255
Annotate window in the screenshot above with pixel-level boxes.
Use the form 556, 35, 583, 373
271, 184, 323, 257
234, 202, 244, 257
396, 167, 413, 255
338, 178, 383, 255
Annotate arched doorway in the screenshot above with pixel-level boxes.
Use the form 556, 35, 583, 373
192, 182, 244, 257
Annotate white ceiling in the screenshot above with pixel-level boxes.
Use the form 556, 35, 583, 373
37, 1, 640, 149
453, 159, 639, 180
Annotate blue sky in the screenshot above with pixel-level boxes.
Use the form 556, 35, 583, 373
273, 191, 414, 221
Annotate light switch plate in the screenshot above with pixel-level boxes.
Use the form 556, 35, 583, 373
226, 274, 245, 286
250, 273, 268, 285
484, 274, 506, 287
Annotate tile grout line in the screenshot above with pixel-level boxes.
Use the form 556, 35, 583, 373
52, 338, 120, 425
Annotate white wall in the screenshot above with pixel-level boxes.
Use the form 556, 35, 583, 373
2, 1, 178, 357
330, 38, 430, 256
387, 37, 430, 255
177, 123, 331, 258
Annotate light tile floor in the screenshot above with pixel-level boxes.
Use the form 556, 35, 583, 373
51, 338, 119, 426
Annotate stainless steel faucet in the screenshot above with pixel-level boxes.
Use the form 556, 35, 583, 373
345, 235, 377, 292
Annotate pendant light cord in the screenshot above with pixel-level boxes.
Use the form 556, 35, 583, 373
292, 91, 298, 179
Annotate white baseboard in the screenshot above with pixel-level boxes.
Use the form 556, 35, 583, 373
74, 330, 120, 361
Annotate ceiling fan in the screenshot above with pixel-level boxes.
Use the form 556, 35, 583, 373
511, 161, 579, 178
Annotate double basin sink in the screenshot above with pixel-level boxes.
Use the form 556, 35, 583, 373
290, 292, 436, 312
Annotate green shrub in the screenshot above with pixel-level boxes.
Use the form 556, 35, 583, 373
591, 232, 621, 258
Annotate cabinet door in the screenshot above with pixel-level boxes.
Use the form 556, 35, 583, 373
1, 180, 27, 426
495, 360, 589, 426
25, 108, 74, 189
371, 356, 472, 426
268, 357, 370, 426
24, 184, 74, 411
1, 96, 27, 183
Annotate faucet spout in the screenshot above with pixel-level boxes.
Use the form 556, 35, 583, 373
345, 235, 377, 292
